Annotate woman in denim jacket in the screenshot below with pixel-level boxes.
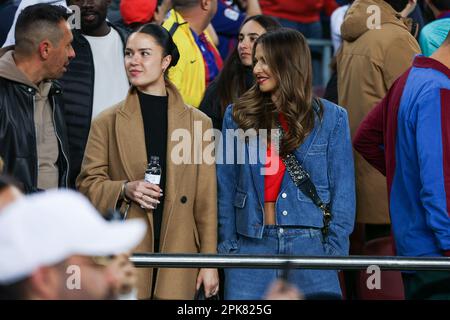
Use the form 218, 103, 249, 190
217, 28, 355, 300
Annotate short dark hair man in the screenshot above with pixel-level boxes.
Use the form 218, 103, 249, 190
60, 0, 130, 186
0, 4, 75, 193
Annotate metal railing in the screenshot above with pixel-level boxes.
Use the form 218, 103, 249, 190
307, 38, 333, 88
131, 253, 450, 271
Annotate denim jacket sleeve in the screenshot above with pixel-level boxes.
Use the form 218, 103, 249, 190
325, 107, 356, 256
217, 106, 240, 253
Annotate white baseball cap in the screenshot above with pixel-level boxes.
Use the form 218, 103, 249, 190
0, 189, 146, 284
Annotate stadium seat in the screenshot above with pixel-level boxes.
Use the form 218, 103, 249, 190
355, 236, 405, 300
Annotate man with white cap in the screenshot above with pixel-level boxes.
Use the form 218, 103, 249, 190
0, 189, 146, 299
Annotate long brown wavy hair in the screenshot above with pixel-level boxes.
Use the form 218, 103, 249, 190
233, 28, 323, 157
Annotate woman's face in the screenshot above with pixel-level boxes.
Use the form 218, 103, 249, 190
237, 20, 266, 67
124, 33, 171, 92
253, 43, 277, 93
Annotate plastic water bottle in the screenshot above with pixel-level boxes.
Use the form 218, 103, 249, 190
144, 156, 161, 209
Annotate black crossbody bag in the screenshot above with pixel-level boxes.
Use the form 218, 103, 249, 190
276, 100, 332, 239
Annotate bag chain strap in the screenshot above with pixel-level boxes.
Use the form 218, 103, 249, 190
276, 122, 332, 238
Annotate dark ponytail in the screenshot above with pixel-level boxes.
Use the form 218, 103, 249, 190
135, 23, 180, 68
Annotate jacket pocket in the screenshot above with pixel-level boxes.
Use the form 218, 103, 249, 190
307, 143, 327, 155
233, 190, 247, 208
294, 188, 331, 228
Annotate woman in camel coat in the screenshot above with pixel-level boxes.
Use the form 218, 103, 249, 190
77, 24, 218, 300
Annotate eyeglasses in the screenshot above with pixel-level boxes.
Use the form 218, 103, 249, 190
91, 255, 115, 267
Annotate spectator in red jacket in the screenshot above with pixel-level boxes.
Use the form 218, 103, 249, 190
259, 0, 339, 86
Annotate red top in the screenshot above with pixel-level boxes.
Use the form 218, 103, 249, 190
264, 114, 288, 202
260, 0, 338, 24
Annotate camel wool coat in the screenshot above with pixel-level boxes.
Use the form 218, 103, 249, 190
337, 0, 420, 224
76, 82, 217, 299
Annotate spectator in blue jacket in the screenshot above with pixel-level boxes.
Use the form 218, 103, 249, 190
354, 31, 450, 299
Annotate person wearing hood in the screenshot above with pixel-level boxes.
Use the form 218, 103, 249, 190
336, 0, 421, 241
0, 4, 75, 194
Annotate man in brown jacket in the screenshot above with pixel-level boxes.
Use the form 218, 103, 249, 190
337, 0, 421, 240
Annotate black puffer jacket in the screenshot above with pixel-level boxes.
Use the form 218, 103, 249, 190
0, 53, 70, 193
59, 23, 129, 187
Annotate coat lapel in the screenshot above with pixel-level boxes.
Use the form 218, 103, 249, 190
116, 88, 148, 181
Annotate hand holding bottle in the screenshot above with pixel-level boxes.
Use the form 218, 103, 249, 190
124, 180, 162, 210
144, 156, 162, 209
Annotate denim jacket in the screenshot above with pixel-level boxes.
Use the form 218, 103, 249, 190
217, 99, 356, 256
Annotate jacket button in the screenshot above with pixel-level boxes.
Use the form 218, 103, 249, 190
281, 193, 287, 199
282, 210, 288, 216
180, 196, 187, 204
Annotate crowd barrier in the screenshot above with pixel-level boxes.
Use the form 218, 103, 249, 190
130, 253, 450, 271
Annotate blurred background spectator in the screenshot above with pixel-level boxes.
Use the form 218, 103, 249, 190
162, 0, 222, 108
0, 0, 19, 46
120, 0, 157, 30
419, 0, 450, 56
2, 0, 68, 47
259, 0, 338, 87
211, 0, 262, 60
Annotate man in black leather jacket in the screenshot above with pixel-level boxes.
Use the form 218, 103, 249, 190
0, 4, 75, 193
60, 0, 130, 187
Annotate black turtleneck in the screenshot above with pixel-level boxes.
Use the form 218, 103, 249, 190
138, 90, 168, 253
